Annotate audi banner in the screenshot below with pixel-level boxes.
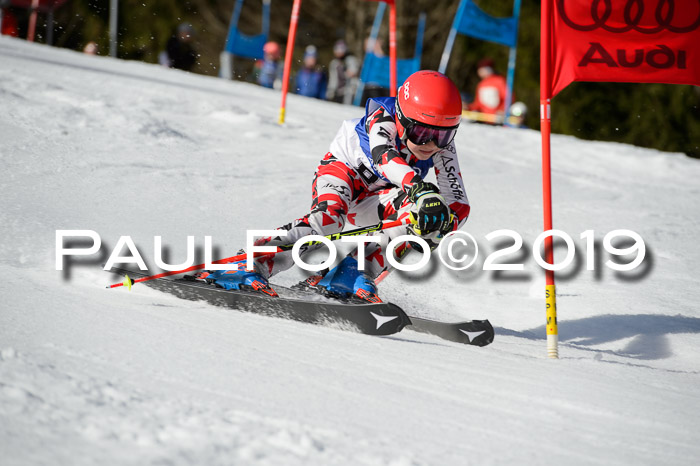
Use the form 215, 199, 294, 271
545, 0, 700, 96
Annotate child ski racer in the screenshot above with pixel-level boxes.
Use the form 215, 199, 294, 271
205, 70, 470, 302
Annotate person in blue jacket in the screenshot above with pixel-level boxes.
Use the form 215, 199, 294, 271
295, 45, 327, 99
256, 41, 283, 89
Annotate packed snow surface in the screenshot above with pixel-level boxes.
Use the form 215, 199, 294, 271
1, 37, 700, 465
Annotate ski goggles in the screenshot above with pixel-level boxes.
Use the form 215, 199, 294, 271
404, 123, 459, 148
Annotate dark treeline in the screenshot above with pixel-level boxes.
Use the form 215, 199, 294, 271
12, 0, 700, 158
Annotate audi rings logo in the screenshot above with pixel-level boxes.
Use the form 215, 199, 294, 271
558, 0, 700, 34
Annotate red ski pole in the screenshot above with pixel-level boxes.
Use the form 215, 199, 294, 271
107, 218, 412, 289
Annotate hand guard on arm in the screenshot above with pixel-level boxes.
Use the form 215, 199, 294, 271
407, 182, 455, 236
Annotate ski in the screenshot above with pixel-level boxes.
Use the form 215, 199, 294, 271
108, 268, 494, 346
406, 317, 494, 347
290, 284, 494, 347
109, 268, 409, 336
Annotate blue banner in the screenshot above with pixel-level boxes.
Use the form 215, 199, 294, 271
224, 31, 267, 59
438, 0, 521, 120
354, 6, 425, 105
360, 54, 421, 90
224, 0, 270, 59
457, 0, 518, 48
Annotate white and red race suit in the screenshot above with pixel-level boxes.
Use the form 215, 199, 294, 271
253, 97, 470, 280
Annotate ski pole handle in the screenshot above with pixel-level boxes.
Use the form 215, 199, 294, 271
107, 218, 411, 289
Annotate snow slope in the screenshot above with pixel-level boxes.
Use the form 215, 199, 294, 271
1, 37, 700, 465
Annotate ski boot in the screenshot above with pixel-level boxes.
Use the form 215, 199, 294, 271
316, 256, 382, 303
295, 273, 325, 292
205, 257, 278, 297
188, 270, 212, 282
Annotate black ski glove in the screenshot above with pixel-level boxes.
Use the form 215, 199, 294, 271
407, 182, 454, 235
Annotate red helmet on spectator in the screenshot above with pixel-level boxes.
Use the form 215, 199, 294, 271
263, 41, 281, 59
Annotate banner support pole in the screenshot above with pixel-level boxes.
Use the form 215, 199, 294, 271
504, 0, 522, 124
438, 0, 466, 74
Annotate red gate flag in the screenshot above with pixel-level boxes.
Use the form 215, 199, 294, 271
539, 0, 700, 358
545, 0, 700, 97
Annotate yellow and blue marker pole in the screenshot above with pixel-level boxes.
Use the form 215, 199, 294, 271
546, 281, 558, 358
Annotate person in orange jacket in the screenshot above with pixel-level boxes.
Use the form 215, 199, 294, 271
468, 58, 509, 115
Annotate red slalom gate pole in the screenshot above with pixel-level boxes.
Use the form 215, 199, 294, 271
540, 0, 558, 359
107, 218, 412, 289
278, 0, 302, 124
541, 97, 558, 359
388, 0, 397, 96
27, 0, 39, 42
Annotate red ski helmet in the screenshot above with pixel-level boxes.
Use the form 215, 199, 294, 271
395, 71, 462, 145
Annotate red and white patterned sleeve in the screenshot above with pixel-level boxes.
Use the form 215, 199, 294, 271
365, 107, 422, 193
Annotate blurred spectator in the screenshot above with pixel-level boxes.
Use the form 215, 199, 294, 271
508, 101, 528, 129
460, 91, 472, 112
1, 7, 18, 37
160, 23, 198, 71
256, 41, 283, 89
364, 36, 385, 58
468, 58, 509, 115
295, 45, 327, 100
83, 41, 98, 55
326, 40, 359, 105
